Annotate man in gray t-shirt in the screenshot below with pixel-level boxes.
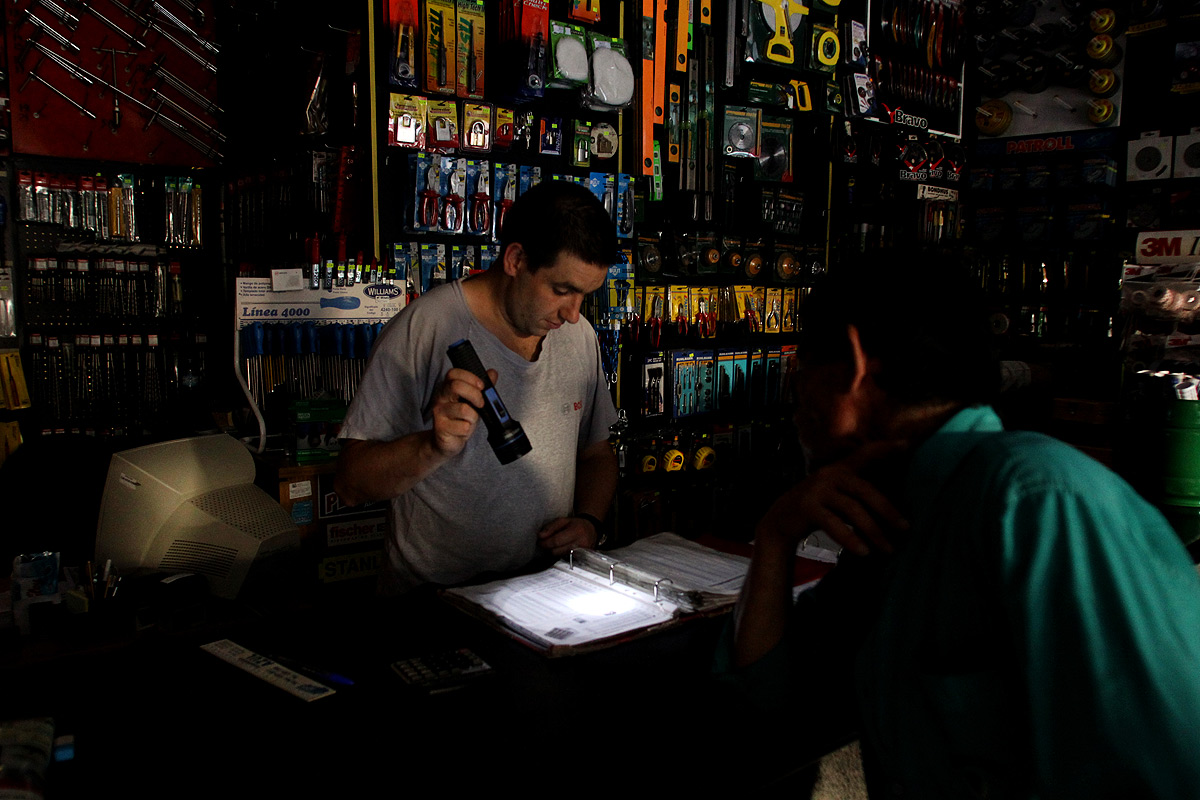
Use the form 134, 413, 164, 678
334, 182, 619, 593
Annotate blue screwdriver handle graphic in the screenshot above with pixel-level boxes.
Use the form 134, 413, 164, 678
319, 297, 361, 310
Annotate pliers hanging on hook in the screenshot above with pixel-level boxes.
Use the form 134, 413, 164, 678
418, 162, 441, 229
497, 177, 517, 235
696, 298, 714, 338
441, 169, 465, 232
649, 295, 664, 348
470, 169, 492, 235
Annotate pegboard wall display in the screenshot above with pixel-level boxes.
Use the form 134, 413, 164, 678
6, 0, 222, 165
972, 0, 1127, 137
867, 0, 967, 139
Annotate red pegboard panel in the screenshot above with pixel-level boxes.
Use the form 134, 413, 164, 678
7, 0, 221, 167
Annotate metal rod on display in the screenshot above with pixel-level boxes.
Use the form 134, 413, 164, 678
25, 70, 96, 119
147, 86, 226, 141
148, 58, 223, 116
108, 0, 217, 73
63, 0, 148, 50
149, 1, 219, 55
26, 39, 223, 160
23, 9, 80, 51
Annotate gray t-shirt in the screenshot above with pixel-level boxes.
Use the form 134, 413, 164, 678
339, 279, 618, 590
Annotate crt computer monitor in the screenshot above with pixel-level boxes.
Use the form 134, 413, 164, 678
95, 434, 300, 599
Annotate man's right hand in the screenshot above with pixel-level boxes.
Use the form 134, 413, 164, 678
757, 440, 910, 558
429, 367, 499, 457
733, 440, 909, 669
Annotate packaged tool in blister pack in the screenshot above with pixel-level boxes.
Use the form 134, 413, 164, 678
410, 152, 439, 232
387, 0, 420, 89
576, 123, 596, 169
425, 0, 457, 95
591, 171, 612, 217
466, 160, 493, 237
842, 19, 867, 68
808, 23, 840, 73
746, 79, 813, 111
500, 0, 550, 100
781, 343, 799, 403
511, 110, 536, 155
755, 116, 793, 181
480, 243, 502, 271
549, 21, 591, 89
766, 345, 785, 406
746, 0, 809, 67
439, 157, 469, 234
595, 173, 631, 238
569, 0, 602, 24
462, 103, 493, 152
765, 287, 784, 333
388, 93, 427, 148
691, 286, 717, 339
844, 73, 877, 118
591, 122, 619, 163
519, 164, 542, 195
605, 261, 635, 329
763, 188, 804, 236
420, 242, 448, 290
582, 34, 635, 111
456, 0, 486, 99
644, 286, 667, 348
823, 79, 845, 115
495, 107, 516, 150
641, 351, 666, 417
669, 285, 691, 339
747, 348, 767, 409
694, 350, 716, 414
723, 105, 761, 158
492, 162, 519, 240
734, 284, 759, 331
390, 242, 416, 298
781, 287, 799, 333
538, 117, 564, 156
427, 99, 461, 152
616, 173, 635, 238
449, 243, 480, 279
715, 349, 738, 412
670, 350, 699, 419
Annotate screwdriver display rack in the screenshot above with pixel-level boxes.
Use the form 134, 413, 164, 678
8, 155, 215, 441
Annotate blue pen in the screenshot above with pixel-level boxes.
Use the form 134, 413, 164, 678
268, 654, 355, 687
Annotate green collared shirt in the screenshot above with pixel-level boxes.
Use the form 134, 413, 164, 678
718, 406, 1200, 798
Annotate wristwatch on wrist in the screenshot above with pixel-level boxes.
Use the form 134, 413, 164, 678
572, 512, 607, 548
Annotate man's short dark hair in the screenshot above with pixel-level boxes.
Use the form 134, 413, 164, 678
801, 261, 999, 408
499, 180, 618, 271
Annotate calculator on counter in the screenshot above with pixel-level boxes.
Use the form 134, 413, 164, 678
390, 648, 493, 694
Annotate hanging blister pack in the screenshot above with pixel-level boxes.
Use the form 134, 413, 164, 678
582, 34, 635, 111
549, 21, 590, 89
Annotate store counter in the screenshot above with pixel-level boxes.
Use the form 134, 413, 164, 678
0, 583, 850, 796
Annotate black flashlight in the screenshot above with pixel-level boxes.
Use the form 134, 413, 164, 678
447, 339, 532, 465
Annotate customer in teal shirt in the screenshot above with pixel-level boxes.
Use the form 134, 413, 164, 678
723, 267, 1200, 798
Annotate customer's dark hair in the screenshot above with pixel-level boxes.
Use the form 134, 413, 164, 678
499, 180, 618, 271
801, 259, 999, 408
